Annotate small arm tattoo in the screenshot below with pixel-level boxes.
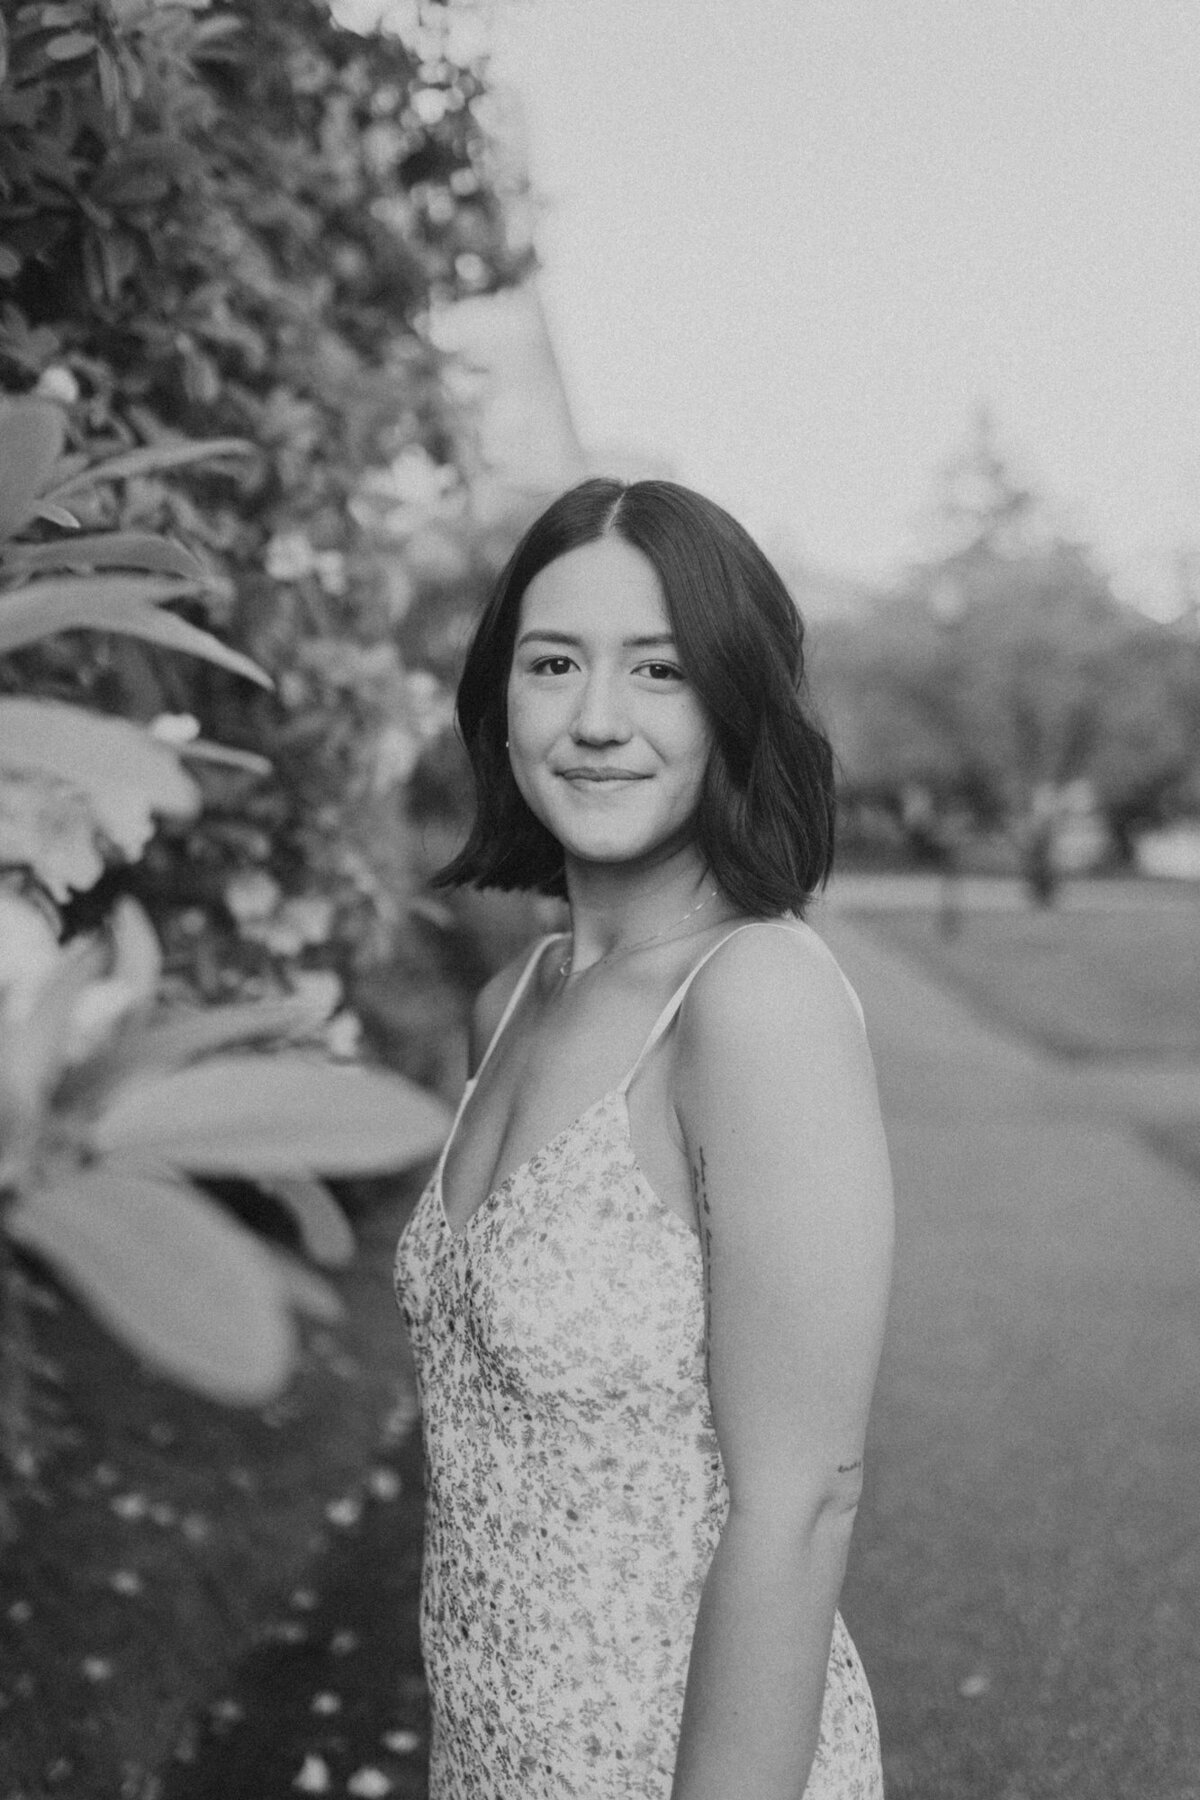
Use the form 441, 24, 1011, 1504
837, 1460, 863, 1475
692, 1145, 714, 1387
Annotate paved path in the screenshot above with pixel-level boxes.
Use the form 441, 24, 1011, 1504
816, 907, 1200, 1800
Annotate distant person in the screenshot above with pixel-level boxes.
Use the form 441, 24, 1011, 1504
395, 477, 894, 1799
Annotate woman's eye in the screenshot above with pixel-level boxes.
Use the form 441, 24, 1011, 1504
637, 661, 685, 682
530, 656, 575, 676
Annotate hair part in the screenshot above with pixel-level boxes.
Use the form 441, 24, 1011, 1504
434, 476, 836, 915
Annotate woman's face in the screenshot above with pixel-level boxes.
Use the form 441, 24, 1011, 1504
506, 536, 712, 874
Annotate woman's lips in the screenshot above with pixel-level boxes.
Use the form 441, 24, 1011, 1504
557, 768, 649, 782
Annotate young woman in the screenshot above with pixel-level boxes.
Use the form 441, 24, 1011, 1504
395, 478, 893, 1800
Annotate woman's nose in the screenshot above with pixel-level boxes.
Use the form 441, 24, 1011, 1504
571, 670, 630, 744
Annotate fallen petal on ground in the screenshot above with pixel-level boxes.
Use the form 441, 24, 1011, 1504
347, 1769, 393, 1797
381, 1729, 421, 1755
293, 1752, 331, 1792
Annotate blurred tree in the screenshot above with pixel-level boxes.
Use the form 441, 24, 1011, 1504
818, 413, 1200, 900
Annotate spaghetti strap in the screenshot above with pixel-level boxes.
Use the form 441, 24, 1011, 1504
434, 932, 565, 1185
616, 923, 762, 1095
474, 932, 566, 1084
615, 918, 864, 1095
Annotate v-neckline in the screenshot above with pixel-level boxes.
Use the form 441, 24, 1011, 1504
432, 921, 785, 1246
434, 1086, 700, 1252
436, 1088, 617, 1242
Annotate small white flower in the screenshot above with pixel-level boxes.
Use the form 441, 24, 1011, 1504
411, 87, 448, 126
224, 870, 281, 923
958, 1671, 991, 1698
34, 366, 80, 405
149, 713, 201, 746
324, 1010, 362, 1060
404, 669, 453, 738
7, 1600, 32, 1624
386, 446, 455, 509
81, 1656, 113, 1682
329, 1628, 359, 1656
315, 550, 347, 596
372, 721, 420, 790
290, 969, 341, 1017
110, 1492, 147, 1521
109, 1570, 143, 1597
310, 1691, 341, 1715
210, 1697, 244, 1724
266, 531, 317, 582
290, 1587, 318, 1612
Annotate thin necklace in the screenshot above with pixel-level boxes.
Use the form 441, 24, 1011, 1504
557, 888, 720, 980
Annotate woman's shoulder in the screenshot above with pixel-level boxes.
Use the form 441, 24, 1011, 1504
678, 917, 865, 1059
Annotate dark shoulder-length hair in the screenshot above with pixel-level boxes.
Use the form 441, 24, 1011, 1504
434, 476, 835, 916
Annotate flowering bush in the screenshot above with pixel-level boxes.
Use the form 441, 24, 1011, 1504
0, 0, 537, 1506
0, 0, 530, 1007
0, 398, 453, 1525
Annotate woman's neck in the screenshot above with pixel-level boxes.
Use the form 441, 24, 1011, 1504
560, 850, 729, 976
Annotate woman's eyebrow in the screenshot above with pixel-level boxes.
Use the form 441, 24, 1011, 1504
515, 629, 678, 649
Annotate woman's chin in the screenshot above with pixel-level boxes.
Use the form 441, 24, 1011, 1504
557, 826, 699, 874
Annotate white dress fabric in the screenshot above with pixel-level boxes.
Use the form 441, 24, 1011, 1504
394, 923, 884, 1799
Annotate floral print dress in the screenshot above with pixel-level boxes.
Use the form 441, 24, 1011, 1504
394, 927, 884, 1800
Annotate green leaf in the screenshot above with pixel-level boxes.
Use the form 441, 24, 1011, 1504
254, 1175, 355, 1267
95, 1055, 451, 1177
107, 896, 162, 1005
263, 1245, 343, 1323
0, 698, 200, 854
0, 399, 66, 538
8, 1167, 296, 1404
2, 532, 211, 582
175, 738, 272, 776
125, 993, 338, 1079
33, 6, 90, 28
42, 436, 256, 503
0, 569, 192, 614
34, 503, 80, 529
0, 578, 272, 686
44, 30, 97, 59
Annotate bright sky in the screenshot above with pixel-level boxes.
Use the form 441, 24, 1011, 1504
490, 0, 1200, 612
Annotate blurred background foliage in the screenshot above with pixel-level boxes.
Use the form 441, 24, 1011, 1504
814, 413, 1200, 902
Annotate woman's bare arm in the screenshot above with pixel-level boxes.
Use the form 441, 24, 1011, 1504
670, 925, 893, 1800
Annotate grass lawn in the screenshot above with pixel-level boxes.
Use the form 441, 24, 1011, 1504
851, 897, 1200, 1061
848, 888, 1200, 1190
